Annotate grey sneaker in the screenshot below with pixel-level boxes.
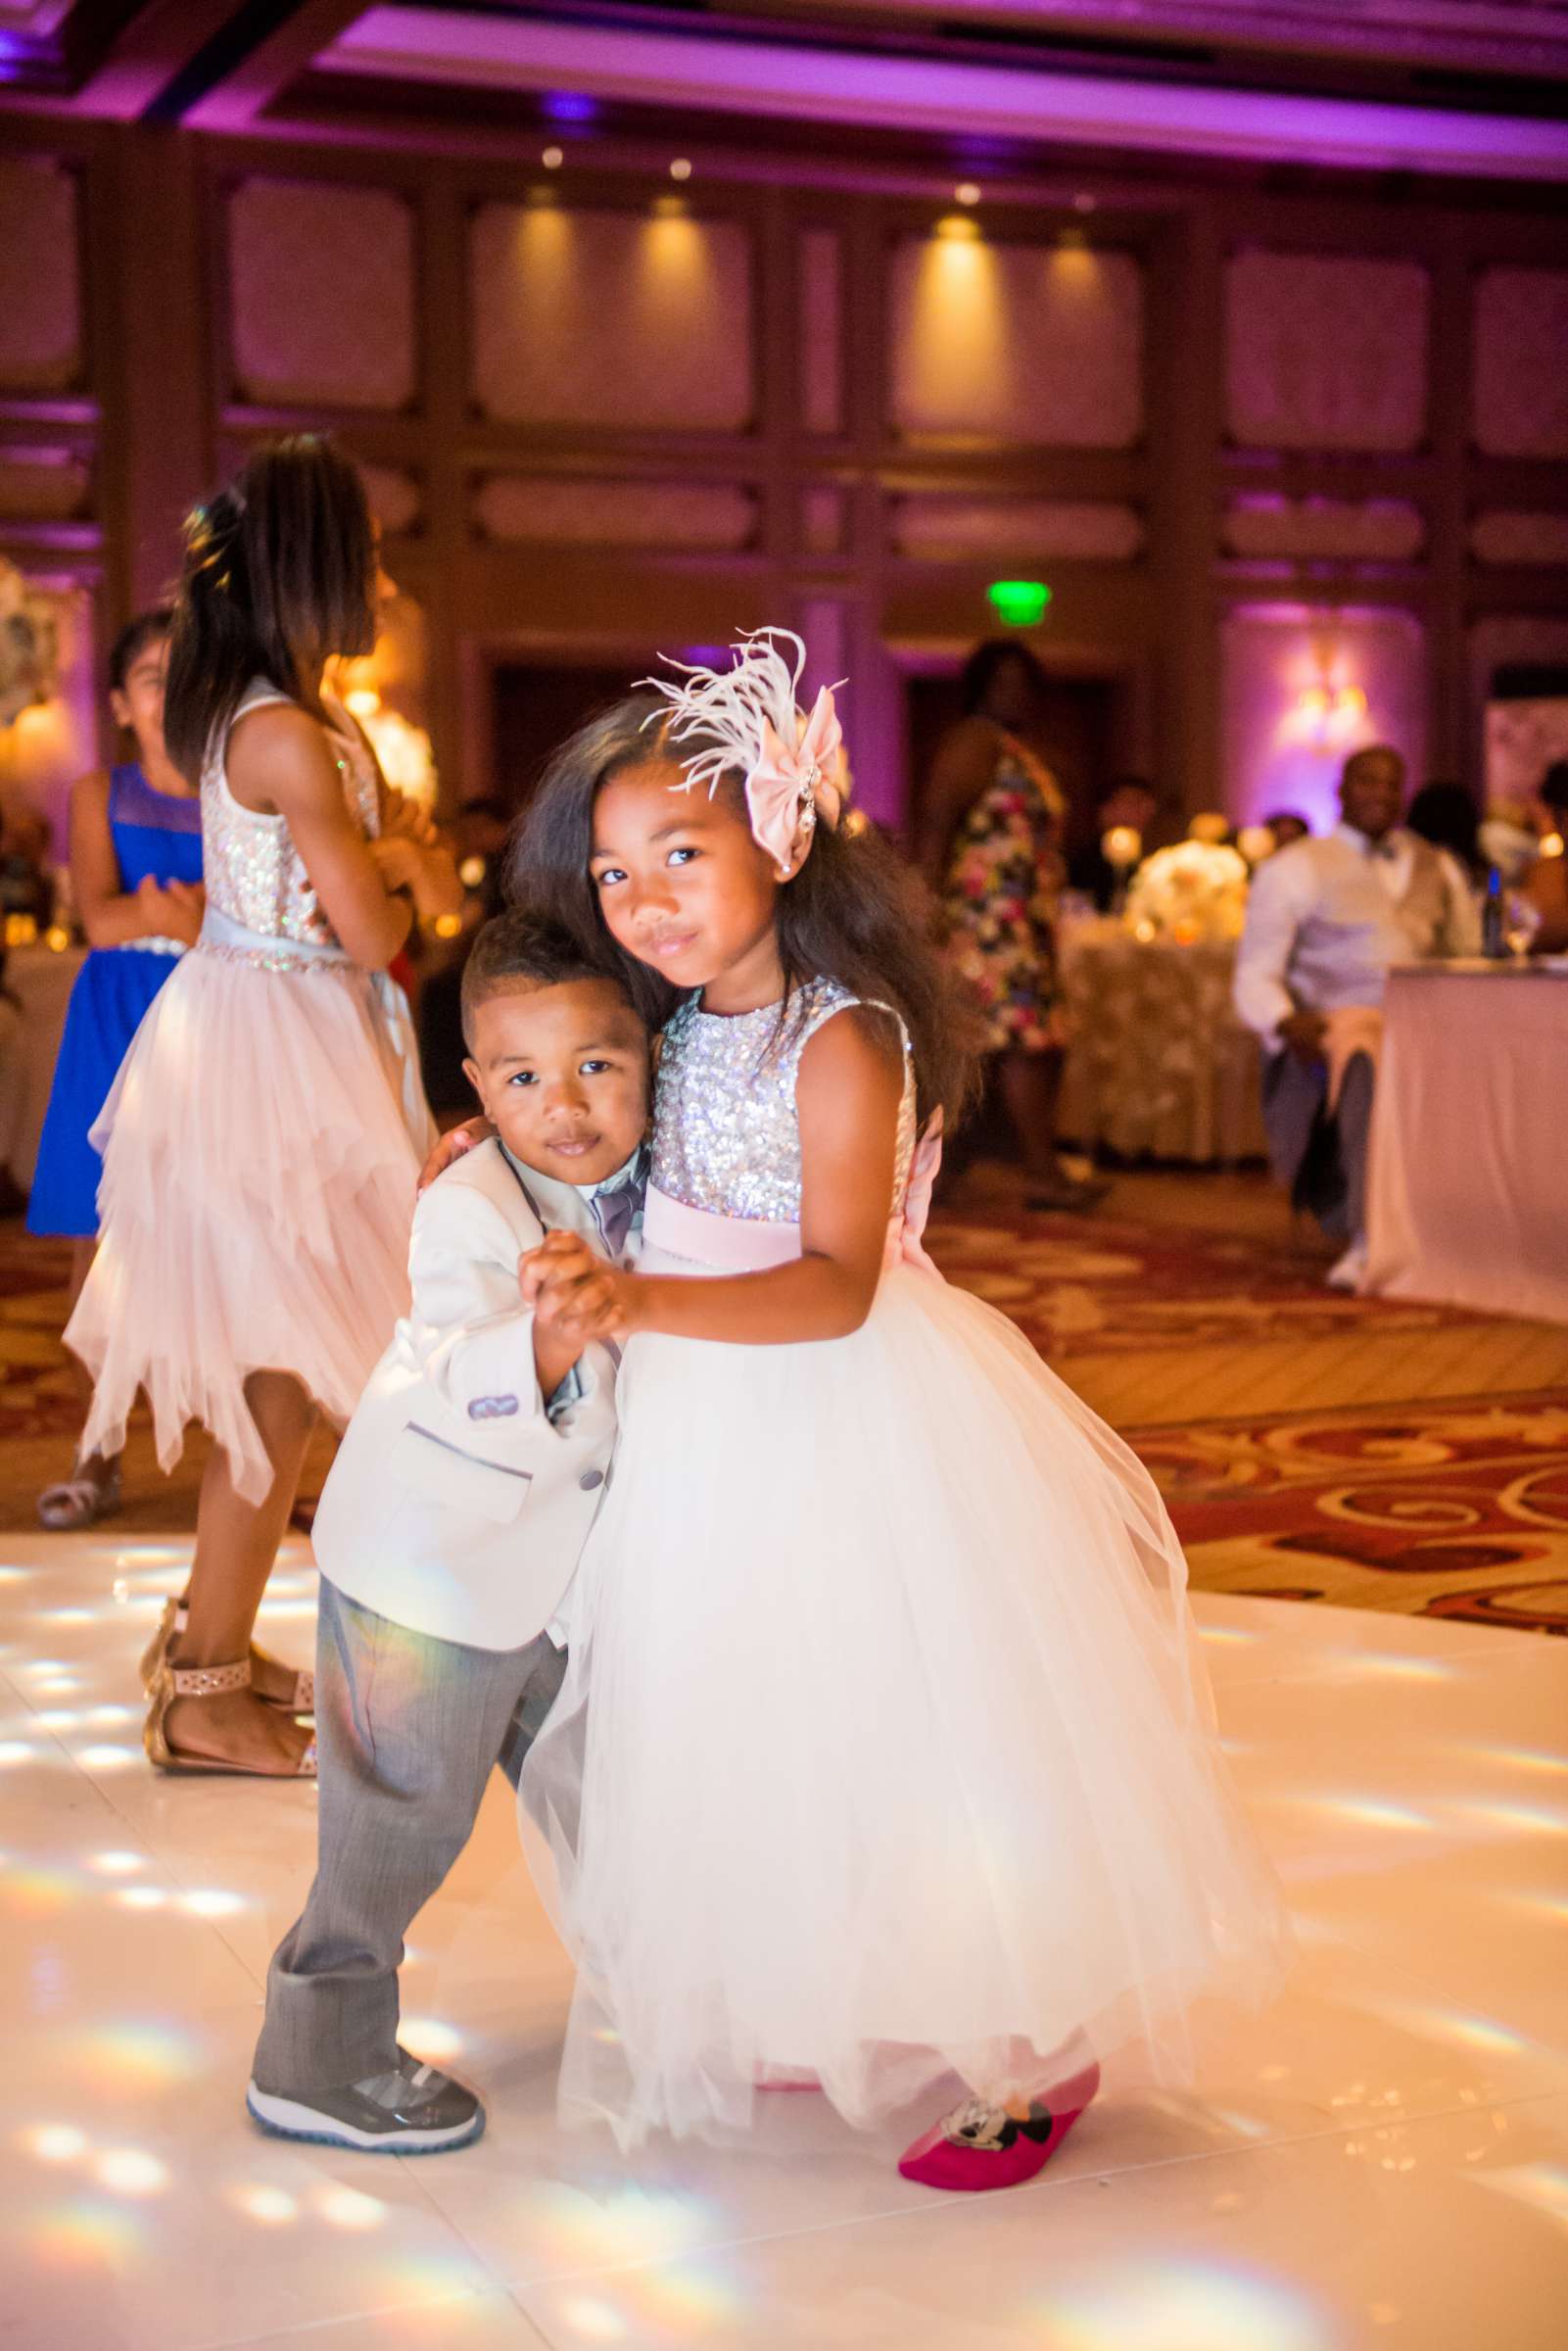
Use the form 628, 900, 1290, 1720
246, 2052, 485, 2153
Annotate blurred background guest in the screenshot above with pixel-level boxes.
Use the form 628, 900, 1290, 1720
918, 638, 1107, 1212
1407, 779, 1487, 892
27, 609, 203, 1532
0, 800, 56, 930
1259, 810, 1311, 852
1233, 744, 1479, 1290
1521, 760, 1568, 952
417, 793, 513, 1114
1069, 776, 1162, 909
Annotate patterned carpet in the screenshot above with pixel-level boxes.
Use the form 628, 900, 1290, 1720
5, 1185, 1566, 1633
1132, 1394, 1568, 1638
923, 1206, 1495, 1363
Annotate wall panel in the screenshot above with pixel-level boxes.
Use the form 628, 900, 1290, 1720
0, 157, 80, 390
888, 234, 1143, 446
228, 175, 416, 408
1473, 266, 1568, 458
470, 202, 753, 433
1225, 252, 1429, 452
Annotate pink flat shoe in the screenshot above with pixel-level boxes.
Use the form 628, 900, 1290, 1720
897, 2060, 1100, 2193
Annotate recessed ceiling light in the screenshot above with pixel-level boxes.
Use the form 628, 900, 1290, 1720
542, 146, 563, 170
1071, 192, 1098, 213
954, 181, 981, 207
670, 158, 693, 181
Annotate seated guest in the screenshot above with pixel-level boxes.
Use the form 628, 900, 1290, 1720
1521, 760, 1568, 952
1068, 776, 1161, 910
1407, 779, 1486, 890
1260, 809, 1310, 850
1233, 744, 1480, 1291
418, 796, 514, 1113
0, 801, 55, 929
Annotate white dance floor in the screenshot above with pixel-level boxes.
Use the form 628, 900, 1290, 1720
3, 1531, 1566, 2349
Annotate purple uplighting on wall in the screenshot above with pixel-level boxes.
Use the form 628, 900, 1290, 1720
1221, 604, 1427, 834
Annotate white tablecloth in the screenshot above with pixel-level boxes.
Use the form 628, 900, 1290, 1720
1365, 962, 1568, 1323
1, 942, 86, 1187
1057, 922, 1267, 1165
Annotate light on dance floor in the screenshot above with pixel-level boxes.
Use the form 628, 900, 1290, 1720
94, 2148, 169, 2197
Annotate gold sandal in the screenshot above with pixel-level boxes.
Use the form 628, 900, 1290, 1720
143, 1655, 317, 1778
139, 1597, 313, 1714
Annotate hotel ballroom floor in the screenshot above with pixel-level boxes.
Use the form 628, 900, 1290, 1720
3, 1175, 1567, 2349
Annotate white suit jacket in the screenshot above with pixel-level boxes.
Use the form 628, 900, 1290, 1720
313, 1138, 640, 1651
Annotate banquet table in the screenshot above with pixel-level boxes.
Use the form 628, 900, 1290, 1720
2, 940, 86, 1188
1057, 920, 1267, 1165
1364, 962, 1568, 1324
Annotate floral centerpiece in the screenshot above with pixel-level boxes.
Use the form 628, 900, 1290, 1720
1123, 840, 1250, 945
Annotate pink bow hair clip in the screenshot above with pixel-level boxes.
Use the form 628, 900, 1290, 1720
748, 686, 846, 879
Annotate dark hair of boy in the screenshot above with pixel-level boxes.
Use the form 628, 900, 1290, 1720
459, 903, 630, 1054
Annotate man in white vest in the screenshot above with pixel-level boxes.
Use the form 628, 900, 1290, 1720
1234, 744, 1480, 1288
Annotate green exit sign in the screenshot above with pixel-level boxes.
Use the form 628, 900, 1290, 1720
986, 580, 1052, 627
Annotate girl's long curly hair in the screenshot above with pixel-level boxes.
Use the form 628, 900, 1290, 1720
507, 693, 980, 1129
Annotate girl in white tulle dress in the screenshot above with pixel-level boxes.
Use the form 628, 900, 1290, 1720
513, 634, 1291, 2192
68, 437, 458, 1779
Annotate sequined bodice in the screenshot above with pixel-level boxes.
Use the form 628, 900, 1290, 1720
202, 680, 380, 944
650, 977, 917, 1223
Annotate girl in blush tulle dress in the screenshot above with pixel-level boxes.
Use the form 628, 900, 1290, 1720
512, 634, 1292, 2191
67, 437, 459, 1779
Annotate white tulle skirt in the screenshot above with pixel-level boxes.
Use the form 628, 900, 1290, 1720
520, 1247, 1293, 2150
67, 936, 433, 1504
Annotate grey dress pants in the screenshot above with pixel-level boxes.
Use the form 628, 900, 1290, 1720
252, 1577, 566, 2096
1260, 1046, 1375, 1244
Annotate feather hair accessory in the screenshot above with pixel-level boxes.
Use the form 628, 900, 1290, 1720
640, 629, 847, 878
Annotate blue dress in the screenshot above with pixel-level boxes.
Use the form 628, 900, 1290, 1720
27, 765, 202, 1238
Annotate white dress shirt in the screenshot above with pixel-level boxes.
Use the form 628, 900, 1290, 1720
1233, 825, 1480, 1052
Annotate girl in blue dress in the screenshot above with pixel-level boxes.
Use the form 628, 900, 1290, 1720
30, 609, 204, 1531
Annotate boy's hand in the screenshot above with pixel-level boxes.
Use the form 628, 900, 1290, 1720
418, 1116, 494, 1192
523, 1229, 640, 1342
519, 1227, 594, 1306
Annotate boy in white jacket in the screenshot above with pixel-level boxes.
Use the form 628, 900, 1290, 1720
248, 908, 649, 2154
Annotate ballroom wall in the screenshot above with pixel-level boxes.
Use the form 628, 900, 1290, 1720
1, 116, 1565, 841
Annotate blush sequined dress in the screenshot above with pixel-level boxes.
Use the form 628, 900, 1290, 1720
520, 978, 1290, 2150
67, 680, 434, 1504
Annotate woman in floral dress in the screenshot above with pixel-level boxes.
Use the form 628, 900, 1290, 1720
919, 640, 1107, 1211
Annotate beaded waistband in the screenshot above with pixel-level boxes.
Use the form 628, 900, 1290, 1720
195, 904, 354, 976
109, 936, 186, 958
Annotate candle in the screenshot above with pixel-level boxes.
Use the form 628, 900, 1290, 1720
1103, 826, 1142, 872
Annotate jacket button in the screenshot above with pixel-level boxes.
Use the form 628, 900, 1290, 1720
579, 1469, 604, 1491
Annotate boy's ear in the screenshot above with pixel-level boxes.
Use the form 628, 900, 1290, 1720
461, 1056, 486, 1110
108, 688, 131, 731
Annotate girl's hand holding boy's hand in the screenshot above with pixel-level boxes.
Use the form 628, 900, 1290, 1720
417, 1117, 495, 1192
522, 1229, 640, 1343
